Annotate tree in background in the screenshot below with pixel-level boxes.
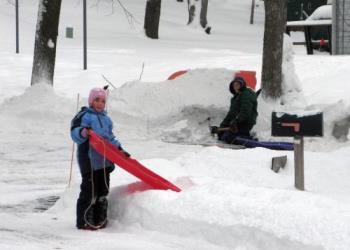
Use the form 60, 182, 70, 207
261, 0, 287, 99
187, 0, 211, 34
144, 0, 161, 39
31, 0, 62, 86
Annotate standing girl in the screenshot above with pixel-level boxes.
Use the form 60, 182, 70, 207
71, 87, 129, 230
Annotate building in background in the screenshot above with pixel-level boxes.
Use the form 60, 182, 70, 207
287, 0, 327, 21
332, 0, 350, 54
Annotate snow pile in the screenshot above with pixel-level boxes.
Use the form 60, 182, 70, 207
281, 34, 306, 107
110, 69, 234, 119
0, 83, 74, 123
317, 100, 350, 143
108, 69, 236, 142
99, 147, 350, 249
113, 181, 350, 250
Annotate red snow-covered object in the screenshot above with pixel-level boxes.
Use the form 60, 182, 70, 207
167, 70, 257, 90
88, 130, 181, 192
167, 70, 188, 80
234, 70, 257, 90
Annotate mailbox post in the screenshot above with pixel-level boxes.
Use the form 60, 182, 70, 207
272, 112, 323, 191
294, 136, 304, 190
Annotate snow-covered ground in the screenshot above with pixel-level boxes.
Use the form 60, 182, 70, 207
1, 0, 350, 249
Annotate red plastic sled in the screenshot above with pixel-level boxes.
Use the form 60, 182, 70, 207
88, 130, 181, 192
234, 70, 257, 90
167, 70, 188, 80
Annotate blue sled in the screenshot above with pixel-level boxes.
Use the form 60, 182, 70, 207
235, 137, 294, 151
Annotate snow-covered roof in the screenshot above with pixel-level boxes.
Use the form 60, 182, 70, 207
287, 19, 332, 27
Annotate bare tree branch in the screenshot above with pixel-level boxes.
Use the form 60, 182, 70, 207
90, 0, 138, 26
101, 74, 117, 89
6, 0, 15, 6
115, 0, 138, 27
138, 62, 145, 81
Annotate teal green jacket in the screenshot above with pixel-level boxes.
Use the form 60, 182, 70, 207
220, 87, 258, 130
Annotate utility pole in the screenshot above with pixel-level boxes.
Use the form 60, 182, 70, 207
83, 0, 87, 70
250, 0, 255, 24
15, 0, 19, 53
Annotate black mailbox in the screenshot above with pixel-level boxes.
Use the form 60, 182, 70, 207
271, 112, 323, 137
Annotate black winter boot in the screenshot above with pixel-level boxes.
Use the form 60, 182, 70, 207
77, 204, 97, 230
94, 196, 108, 228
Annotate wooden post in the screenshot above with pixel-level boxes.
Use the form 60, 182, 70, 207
294, 136, 304, 191
68, 93, 80, 188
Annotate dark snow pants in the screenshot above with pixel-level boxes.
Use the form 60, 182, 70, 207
76, 168, 110, 228
219, 126, 252, 144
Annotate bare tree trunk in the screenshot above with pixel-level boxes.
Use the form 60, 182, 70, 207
188, 0, 210, 34
31, 0, 62, 86
261, 0, 287, 99
187, 0, 196, 25
144, 0, 161, 39
200, 0, 210, 33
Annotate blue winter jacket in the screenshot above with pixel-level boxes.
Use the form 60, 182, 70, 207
71, 107, 121, 173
